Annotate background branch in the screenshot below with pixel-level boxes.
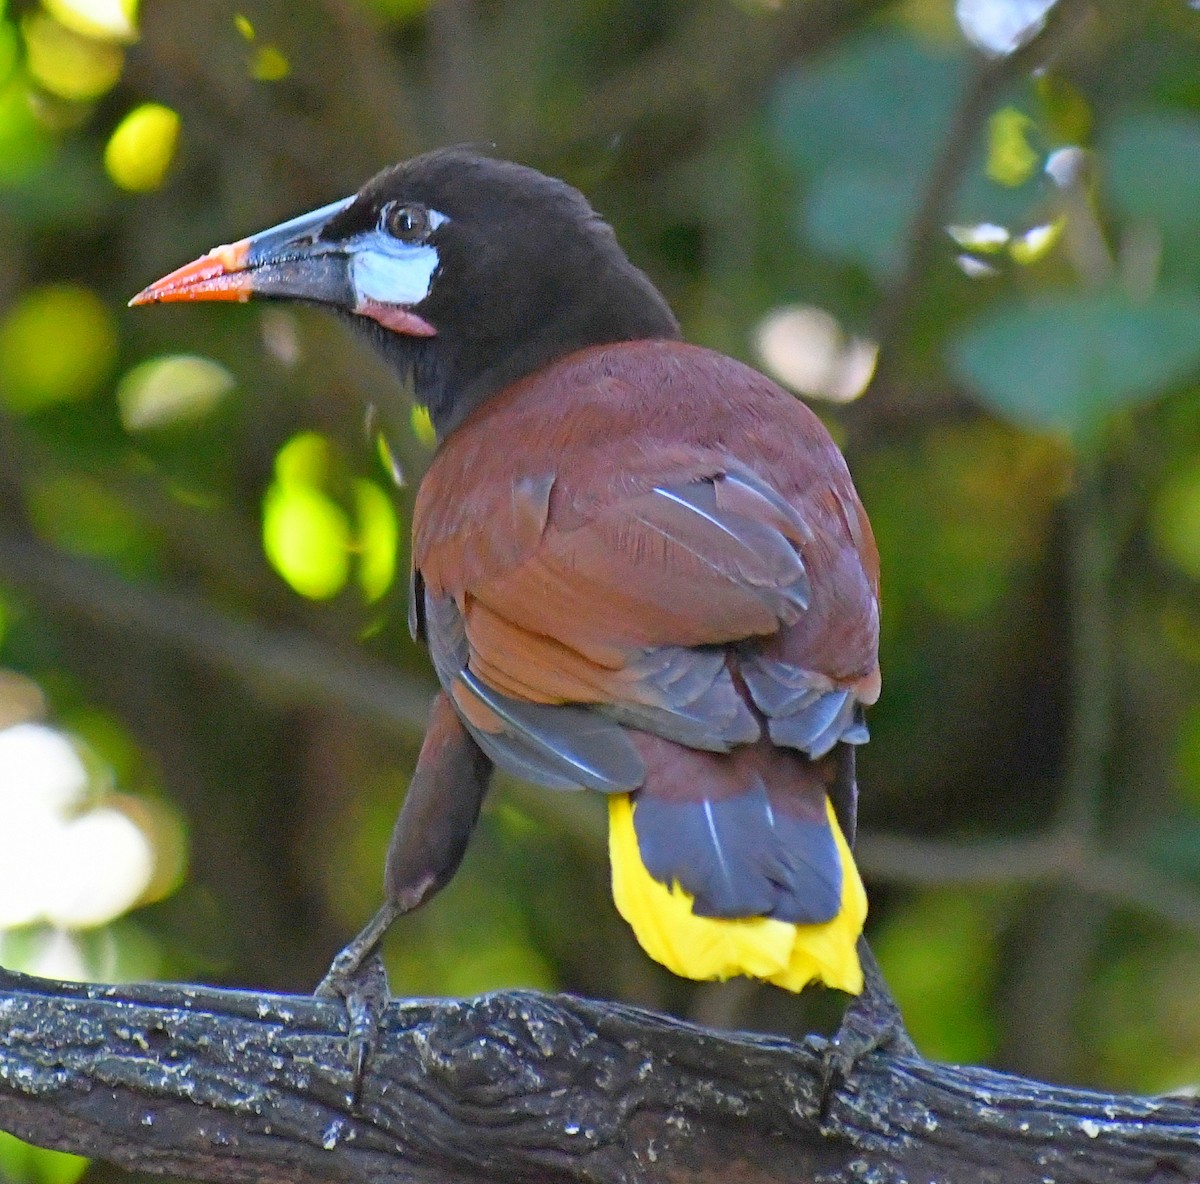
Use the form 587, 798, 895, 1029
866, 0, 1092, 400
0, 528, 433, 734
858, 831, 1200, 936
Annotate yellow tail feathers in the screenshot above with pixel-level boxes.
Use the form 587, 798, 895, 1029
608, 793, 866, 994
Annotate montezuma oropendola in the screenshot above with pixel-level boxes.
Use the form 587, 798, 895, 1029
132, 148, 909, 1076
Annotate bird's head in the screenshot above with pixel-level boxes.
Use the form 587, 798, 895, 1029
132, 148, 680, 440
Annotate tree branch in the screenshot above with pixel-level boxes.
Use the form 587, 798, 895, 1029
0, 969, 1196, 1184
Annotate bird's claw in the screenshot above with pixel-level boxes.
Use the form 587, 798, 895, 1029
821, 996, 913, 1105
316, 947, 391, 1108
819, 939, 917, 1121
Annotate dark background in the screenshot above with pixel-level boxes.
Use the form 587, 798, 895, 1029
2, 3, 1200, 1176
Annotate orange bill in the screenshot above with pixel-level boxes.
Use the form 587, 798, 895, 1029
129, 240, 252, 306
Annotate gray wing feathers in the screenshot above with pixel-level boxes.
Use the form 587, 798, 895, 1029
741, 656, 870, 759
423, 589, 644, 793
457, 668, 644, 794
600, 644, 760, 751
639, 477, 811, 622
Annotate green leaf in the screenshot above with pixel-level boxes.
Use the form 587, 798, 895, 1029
0, 1133, 87, 1184
770, 32, 965, 280
803, 164, 922, 280
0, 283, 117, 413
770, 31, 965, 175
0, 21, 17, 87
1154, 459, 1200, 581
410, 403, 436, 447
104, 102, 180, 192
769, 29, 1042, 280
986, 106, 1038, 188
274, 430, 332, 486
354, 0, 429, 23
262, 481, 351, 600
353, 478, 398, 602
948, 290, 1200, 439
1105, 110, 1200, 240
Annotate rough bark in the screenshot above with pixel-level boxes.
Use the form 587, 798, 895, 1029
0, 967, 1196, 1183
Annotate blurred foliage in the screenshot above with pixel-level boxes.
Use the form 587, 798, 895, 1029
104, 101, 178, 191
951, 289, 1200, 440
0, 283, 117, 412
3, 7, 1200, 1179
0, 1131, 87, 1184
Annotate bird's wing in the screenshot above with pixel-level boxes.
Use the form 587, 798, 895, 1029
414, 465, 875, 788
409, 341, 879, 789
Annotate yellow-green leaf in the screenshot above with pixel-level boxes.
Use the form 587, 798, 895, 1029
22, 13, 123, 101
1154, 460, 1200, 582
263, 482, 351, 600
105, 102, 180, 192
354, 478, 398, 602
987, 106, 1038, 188
274, 431, 332, 487
1008, 218, 1062, 265
410, 404, 436, 447
0, 285, 117, 413
0, 1133, 88, 1184
251, 45, 289, 81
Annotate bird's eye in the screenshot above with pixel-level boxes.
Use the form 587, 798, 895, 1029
383, 202, 431, 243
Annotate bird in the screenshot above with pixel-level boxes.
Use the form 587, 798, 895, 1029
131, 148, 907, 1075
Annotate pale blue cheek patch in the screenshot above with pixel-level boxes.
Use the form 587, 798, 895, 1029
352, 242, 440, 307
349, 210, 449, 310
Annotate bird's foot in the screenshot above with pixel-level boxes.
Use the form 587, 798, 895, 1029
820, 939, 917, 1119
315, 904, 402, 1106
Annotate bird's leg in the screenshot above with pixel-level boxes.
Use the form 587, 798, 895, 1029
316, 692, 493, 1102
316, 898, 409, 996
830, 936, 917, 1066
820, 746, 917, 1108
821, 937, 918, 1114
